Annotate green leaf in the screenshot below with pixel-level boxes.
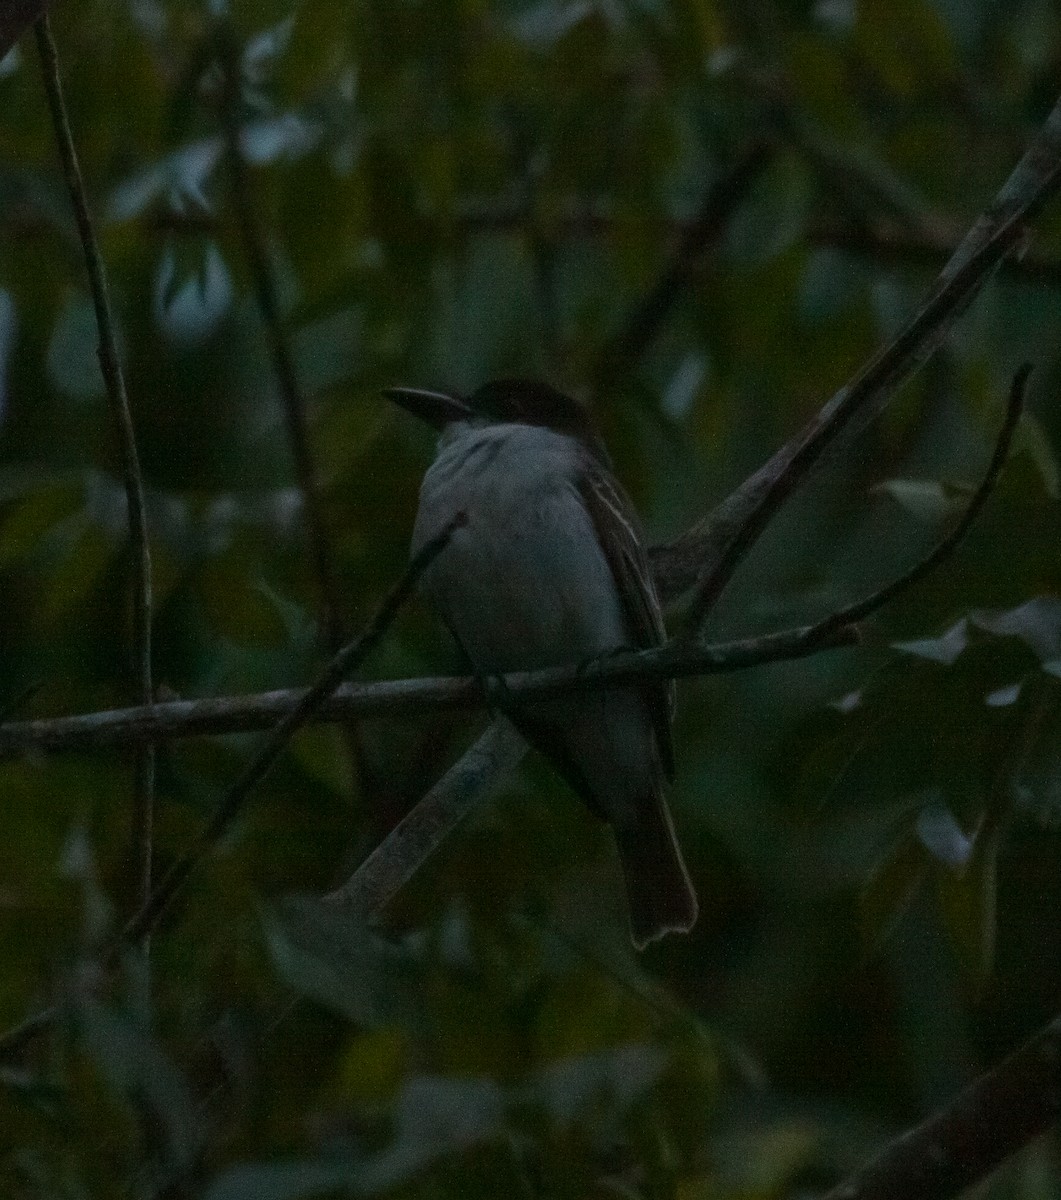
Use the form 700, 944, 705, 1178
914, 797, 972, 868
262, 896, 425, 1029
872, 477, 969, 524
936, 820, 1000, 991
861, 833, 928, 951
204, 1160, 356, 1200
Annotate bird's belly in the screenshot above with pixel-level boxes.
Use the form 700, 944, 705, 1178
412, 459, 628, 674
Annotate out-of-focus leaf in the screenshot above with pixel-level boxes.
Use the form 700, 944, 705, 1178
204, 1159, 355, 1200
893, 619, 969, 665
872, 477, 969, 523
986, 681, 1024, 707
108, 138, 223, 222
262, 896, 425, 1029
58, 824, 113, 949
861, 833, 928, 950
914, 797, 972, 867
154, 241, 234, 344
240, 114, 323, 165
243, 14, 297, 83
508, 0, 595, 48
46, 292, 106, 401
530, 1043, 665, 1127
79, 1002, 199, 1173
937, 820, 1000, 990
357, 1074, 506, 1192
972, 599, 1061, 664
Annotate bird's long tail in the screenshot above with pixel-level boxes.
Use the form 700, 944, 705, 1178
613, 794, 698, 950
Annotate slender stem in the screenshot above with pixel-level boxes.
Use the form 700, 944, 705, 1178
593, 142, 771, 391
821, 1013, 1061, 1200
119, 520, 459, 946
810, 363, 1029, 639
216, 23, 343, 653
0, 621, 860, 756
0, 522, 458, 1059
34, 14, 156, 931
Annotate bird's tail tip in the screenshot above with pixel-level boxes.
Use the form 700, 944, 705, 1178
615, 802, 698, 951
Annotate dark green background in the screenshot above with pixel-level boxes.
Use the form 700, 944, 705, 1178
1, 1, 1060, 1196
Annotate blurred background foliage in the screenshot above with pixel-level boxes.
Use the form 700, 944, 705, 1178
1, 0, 1060, 1196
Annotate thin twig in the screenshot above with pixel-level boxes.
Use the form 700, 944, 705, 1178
215, 23, 343, 652
0, 621, 859, 756
325, 717, 529, 916
593, 141, 772, 389
0, 521, 458, 1059
820, 1012, 1061, 1200
120, 520, 460, 946
809, 363, 1029, 639
35, 14, 156, 927
662, 92, 1061, 620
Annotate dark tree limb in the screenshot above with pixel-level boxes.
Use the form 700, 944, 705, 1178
215, 23, 344, 653
0, 622, 859, 756
822, 1013, 1061, 1200
0, 522, 457, 1058
648, 92, 1061, 613
593, 141, 772, 390
35, 14, 156, 929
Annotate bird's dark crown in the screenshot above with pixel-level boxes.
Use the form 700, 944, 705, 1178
385, 377, 608, 460
469, 378, 597, 440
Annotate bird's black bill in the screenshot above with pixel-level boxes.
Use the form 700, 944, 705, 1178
383, 387, 472, 430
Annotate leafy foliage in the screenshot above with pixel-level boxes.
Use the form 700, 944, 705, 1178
1, 0, 1060, 1197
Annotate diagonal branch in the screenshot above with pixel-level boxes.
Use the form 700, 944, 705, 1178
649, 92, 1061, 614
0, 521, 457, 1059
810, 362, 1029, 639
120, 520, 459, 947
593, 141, 772, 390
821, 1012, 1061, 1200
35, 14, 156, 929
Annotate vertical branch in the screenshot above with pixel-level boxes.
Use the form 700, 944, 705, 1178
215, 24, 344, 652
34, 15, 156, 933
592, 141, 772, 393
215, 23, 377, 804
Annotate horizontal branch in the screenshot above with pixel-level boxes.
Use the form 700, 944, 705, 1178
0, 622, 858, 757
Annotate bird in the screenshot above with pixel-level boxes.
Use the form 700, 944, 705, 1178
385, 377, 697, 949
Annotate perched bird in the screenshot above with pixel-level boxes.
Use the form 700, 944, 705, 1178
386, 378, 697, 949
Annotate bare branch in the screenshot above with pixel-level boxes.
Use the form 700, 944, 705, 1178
0, 622, 859, 757
822, 1013, 1061, 1200
811, 363, 1029, 637
0, 522, 457, 1059
215, 23, 343, 652
649, 92, 1061, 613
120, 519, 460, 947
35, 14, 156, 928
593, 142, 772, 390
325, 717, 529, 916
